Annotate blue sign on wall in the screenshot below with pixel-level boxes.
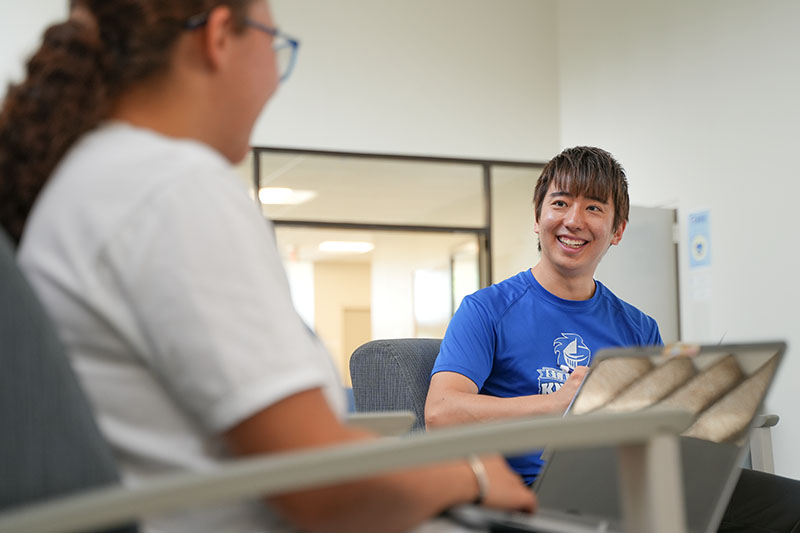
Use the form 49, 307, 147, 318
688, 210, 711, 268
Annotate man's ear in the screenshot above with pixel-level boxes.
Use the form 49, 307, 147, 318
610, 220, 627, 246
534, 219, 540, 234
201, 5, 236, 70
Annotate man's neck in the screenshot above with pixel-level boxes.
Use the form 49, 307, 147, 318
530, 263, 596, 301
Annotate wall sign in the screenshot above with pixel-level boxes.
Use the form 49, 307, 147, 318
688, 210, 711, 269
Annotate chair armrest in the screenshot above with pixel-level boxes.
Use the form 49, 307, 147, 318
752, 413, 779, 428
346, 410, 416, 436
0, 409, 693, 533
750, 413, 779, 473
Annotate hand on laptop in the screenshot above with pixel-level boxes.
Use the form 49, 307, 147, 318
550, 366, 589, 414
479, 455, 538, 512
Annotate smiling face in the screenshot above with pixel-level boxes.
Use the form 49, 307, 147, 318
534, 181, 626, 284
530, 147, 630, 297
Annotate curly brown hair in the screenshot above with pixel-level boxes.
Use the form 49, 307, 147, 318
0, 0, 255, 245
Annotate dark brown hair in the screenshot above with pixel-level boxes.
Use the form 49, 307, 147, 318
0, 0, 254, 245
533, 146, 630, 232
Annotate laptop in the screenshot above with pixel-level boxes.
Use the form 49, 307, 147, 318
448, 341, 785, 533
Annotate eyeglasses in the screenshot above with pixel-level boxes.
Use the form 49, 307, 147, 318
184, 12, 300, 82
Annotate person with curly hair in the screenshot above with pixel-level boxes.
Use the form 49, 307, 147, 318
0, 1, 535, 531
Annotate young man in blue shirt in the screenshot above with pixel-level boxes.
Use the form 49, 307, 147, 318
425, 146, 800, 531
426, 146, 656, 482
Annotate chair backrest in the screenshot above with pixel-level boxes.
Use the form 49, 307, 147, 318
0, 229, 136, 533
349, 338, 441, 431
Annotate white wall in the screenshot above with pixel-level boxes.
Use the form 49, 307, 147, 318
558, 0, 800, 478
0, 2, 66, 88
261, 0, 560, 161
2, 0, 561, 165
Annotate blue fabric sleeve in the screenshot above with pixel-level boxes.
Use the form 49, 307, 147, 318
649, 319, 664, 346
432, 295, 496, 390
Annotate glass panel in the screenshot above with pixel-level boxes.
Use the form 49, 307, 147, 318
491, 165, 544, 283
256, 152, 485, 227
274, 226, 480, 384
451, 240, 480, 311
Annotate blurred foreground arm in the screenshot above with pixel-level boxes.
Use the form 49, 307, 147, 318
225, 388, 536, 533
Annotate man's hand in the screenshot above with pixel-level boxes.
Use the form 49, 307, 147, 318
549, 366, 589, 414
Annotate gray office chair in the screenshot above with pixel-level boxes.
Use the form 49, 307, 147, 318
0, 229, 136, 533
349, 338, 441, 431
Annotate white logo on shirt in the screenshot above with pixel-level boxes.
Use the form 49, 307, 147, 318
537, 333, 592, 394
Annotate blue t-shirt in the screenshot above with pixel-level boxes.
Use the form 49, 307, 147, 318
432, 269, 662, 483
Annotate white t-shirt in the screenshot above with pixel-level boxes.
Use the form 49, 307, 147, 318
18, 122, 346, 532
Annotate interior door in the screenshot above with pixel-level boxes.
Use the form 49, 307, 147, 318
595, 206, 680, 343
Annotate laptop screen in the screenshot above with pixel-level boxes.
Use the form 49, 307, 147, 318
533, 341, 785, 533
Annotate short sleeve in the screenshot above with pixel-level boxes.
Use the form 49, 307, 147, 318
102, 168, 338, 433
647, 319, 664, 346
432, 295, 497, 390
